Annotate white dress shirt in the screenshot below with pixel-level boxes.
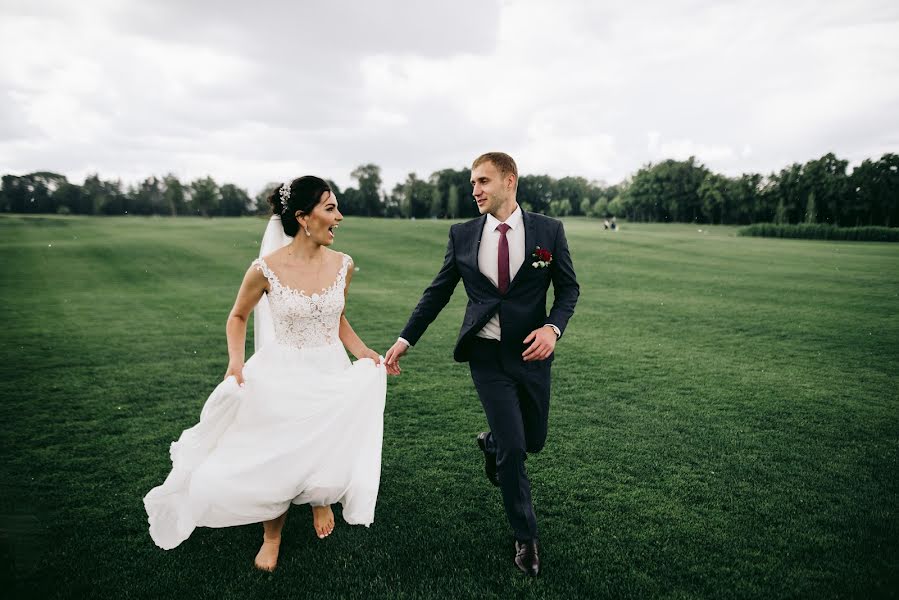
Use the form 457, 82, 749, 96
396, 205, 560, 348
476, 206, 525, 340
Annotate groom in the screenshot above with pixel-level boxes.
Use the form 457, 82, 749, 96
385, 152, 579, 576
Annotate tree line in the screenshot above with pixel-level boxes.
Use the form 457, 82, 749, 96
2, 152, 896, 226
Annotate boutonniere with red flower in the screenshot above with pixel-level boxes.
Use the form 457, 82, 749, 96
531, 246, 553, 268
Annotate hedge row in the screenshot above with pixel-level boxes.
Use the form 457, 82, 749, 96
738, 223, 899, 242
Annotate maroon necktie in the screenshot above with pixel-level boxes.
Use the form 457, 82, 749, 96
496, 223, 511, 294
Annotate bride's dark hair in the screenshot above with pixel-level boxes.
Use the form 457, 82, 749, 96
267, 176, 332, 237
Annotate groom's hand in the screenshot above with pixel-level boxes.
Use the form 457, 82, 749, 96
522, 326, 557, 361
384, 340, 408, 375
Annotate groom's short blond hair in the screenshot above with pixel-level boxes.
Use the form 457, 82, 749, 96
472, 152, 518, 183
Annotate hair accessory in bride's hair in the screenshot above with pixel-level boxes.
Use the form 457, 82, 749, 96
279, 183, 291, 214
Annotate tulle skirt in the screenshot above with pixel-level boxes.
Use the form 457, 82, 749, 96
144, 341, 386, 550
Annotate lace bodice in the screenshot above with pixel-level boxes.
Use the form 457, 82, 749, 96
252, 254, 351, 350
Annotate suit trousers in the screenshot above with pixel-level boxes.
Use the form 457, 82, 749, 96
468, 337, 551, 542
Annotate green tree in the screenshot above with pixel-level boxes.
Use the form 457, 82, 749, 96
430, 167, 475, 218
774, 197, 787, 225
698, 173, 729, 224
579, 198, 592, 215
553, 176, 590, 215
383, 186, 402, 218
89, 177, 127, 215
106, 179, 128, 214
590, 197, 609, 218
255, 182, 280, 215
850, 153, 899, 226
391, 173, 433, 219
446, 185, 459, 219
220, 184, 251, 216
53, 182, 84, 214
163, 174, 187, 216
429, 185, 443, 218
19, 172, 67, 213
803, 153, 849, 225
339, 187, 365, 216
1, 175, 29, 212
350, 164, 384, 216
618, 158, 709, 222
607, 196, 624, 217
548, 198, 572, 217
804, 190, 817, 224
132, 176, 165, 215
189, 177, 221, 217
518, 175, 553, 215
83, 174, 111, 215
729, 173, 763, 224
768, 163, 807, 224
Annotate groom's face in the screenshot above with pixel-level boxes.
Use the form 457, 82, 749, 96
471, 161, 514, 216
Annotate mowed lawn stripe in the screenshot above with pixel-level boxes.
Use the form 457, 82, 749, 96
1, 215, 896, 599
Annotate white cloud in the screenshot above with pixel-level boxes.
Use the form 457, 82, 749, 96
647, 131, 735, 163
517, 107, 616, 178
1, 0, 897, 194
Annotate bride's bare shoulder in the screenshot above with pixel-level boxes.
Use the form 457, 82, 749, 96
247, 250, 285, 287
322, 248, 350, 268
259, 246, 288, 265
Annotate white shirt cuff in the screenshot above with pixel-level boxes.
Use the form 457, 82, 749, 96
397, 337, 412, 348
544, 324, 561, 339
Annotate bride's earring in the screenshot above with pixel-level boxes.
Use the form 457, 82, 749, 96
296, 212, 311, 237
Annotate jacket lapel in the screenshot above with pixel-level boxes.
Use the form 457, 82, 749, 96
460, 215, 497, 291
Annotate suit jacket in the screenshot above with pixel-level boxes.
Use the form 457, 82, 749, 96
399, 210, 579, 363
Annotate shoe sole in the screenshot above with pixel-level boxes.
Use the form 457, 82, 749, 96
514, 559, 539, 577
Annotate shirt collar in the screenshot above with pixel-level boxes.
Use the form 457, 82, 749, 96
485, 204, 523, 232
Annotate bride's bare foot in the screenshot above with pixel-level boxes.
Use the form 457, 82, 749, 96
311, 505, 335, 539
254, 536, 281, 572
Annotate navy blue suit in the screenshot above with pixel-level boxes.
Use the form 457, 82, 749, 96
399, 210, 579, 541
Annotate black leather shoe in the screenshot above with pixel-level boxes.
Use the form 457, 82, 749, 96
514, 539, 540, 577
476, 432, 499, 487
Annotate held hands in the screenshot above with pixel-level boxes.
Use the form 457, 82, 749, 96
383, 340, 408, 375
224, 361, 246, 386
522, 326, 557, 362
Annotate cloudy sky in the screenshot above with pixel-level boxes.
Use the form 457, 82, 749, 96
1, 0, 897, 195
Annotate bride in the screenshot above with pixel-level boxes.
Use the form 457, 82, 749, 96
144, 175, 395, 571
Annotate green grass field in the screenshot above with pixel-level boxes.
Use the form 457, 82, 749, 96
1, 215, 897, 599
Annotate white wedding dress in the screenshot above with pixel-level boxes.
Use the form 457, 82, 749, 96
144, 252, 386, 550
